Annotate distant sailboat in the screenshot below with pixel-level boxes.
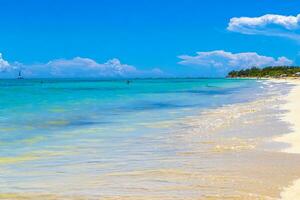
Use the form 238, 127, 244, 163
17, 70, 24, 79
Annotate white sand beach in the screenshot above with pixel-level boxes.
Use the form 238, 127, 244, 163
275, 79, 300, 154
271, 79, 300, 200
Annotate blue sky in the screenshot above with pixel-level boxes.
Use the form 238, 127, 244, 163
1, 0, 300, 78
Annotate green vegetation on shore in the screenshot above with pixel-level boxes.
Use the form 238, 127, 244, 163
227, 66, 300, 78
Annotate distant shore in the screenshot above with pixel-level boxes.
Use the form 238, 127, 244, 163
227, 66, 300, 79
228, 77, 300, 81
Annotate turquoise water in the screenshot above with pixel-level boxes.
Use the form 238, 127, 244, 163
0, 78, 267, 195
0, 78, 261, 145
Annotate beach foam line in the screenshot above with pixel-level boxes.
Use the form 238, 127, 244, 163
274, 79, 300, 154
269, 79, 300, 200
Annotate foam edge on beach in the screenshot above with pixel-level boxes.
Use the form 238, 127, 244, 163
269, 79, 300, 200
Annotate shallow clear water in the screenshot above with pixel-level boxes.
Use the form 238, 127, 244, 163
0, 78, 263, 150
2, 78, 299, 199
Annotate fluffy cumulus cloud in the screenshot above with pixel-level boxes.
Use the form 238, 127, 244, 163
0, 53, 11, 72
41, 57, 137, 78
0, 55, 163, 78
178, 50, 293, 76
227, 14, 300, 40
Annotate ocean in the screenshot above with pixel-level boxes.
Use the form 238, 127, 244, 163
1, 78, 300, 199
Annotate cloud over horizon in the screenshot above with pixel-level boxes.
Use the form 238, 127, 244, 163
0, 53, 11, 72
227, 13, 300, 40
178, 50, 293, 76
0, 51, 294, 78
0, 55, 163, 78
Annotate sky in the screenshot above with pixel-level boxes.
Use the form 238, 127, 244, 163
1, 0, 300, 78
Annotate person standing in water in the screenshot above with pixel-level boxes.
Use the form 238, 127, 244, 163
17, 70, 24, 79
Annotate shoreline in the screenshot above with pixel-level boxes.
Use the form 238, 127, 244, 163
273, 79, 300, 154
269, 79, 300, 199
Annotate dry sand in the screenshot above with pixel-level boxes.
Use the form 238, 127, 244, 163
270, 79, 300, 200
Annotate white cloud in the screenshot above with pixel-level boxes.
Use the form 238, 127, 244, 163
227, 14, 300, 40
0, 53, 11, 72
0, 55, 163, 78
178, 50, 293, 76
44, 57, 137, 77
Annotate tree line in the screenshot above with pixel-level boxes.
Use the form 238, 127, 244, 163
227, 66, 300, 78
